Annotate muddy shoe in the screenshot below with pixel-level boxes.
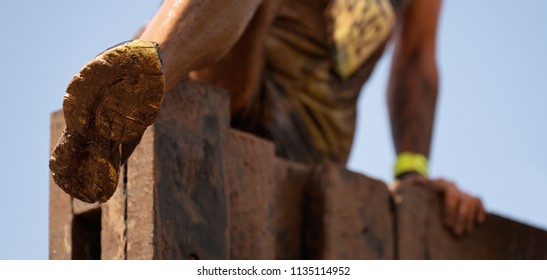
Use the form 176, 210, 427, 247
49, 40, 164, 203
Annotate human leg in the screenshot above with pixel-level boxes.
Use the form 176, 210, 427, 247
140, 0, 264, 92
50, 0, 264, 202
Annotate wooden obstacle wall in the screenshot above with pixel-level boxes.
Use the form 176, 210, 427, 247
49, 80, 547, 260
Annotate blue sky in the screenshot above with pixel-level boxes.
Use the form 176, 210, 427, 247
0, 1, 545, 259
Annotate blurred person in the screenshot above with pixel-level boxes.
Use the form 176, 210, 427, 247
50, 0, 485, 237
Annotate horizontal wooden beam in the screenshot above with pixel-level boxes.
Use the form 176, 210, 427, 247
397, 183, 547, 259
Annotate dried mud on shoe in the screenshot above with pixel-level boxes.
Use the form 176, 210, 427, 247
49, 40, 164, 203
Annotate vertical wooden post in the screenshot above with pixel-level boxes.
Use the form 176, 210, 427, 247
126, 80, 230, 259
222, 131, 311, 259
303, 165, 395, 259
100, 165, 126, 260
49, 112, 73, 260
272, 159, 309, 259
222, 130, 277, 259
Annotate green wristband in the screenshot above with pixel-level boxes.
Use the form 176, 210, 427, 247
394, 152, 429, 178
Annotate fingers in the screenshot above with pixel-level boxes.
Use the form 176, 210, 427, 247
465, 206, 476, 234
454, 196, 474, 237
433, 178, 487, 237
456, 196, 487, 237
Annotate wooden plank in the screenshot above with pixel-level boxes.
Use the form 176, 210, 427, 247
397, 183, 547, 259
126, 80, 230, 259
49, 111, 73, 260
101, 164, 127, 260
272, 158, 310, 259
222, 129, 312, 259
153, 80, 230, 259
303, 165, 394, 259
222, 130, 277, 259
395, 183, 430, 260
126, 127, 155, 260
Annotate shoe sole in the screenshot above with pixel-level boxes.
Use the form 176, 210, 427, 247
49, 40, 164, 203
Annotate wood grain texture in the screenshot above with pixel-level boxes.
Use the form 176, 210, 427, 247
49, 111, 73, 260
126, 127, 155, 260
152, 79, 230, 260
223, 130, 276, 259
101, 164, 127, 260
273, 158, 310, 259
303, 164, 394, 259
125, 80, 231, 259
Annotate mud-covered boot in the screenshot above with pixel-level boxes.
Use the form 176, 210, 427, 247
49, 40, 164, 203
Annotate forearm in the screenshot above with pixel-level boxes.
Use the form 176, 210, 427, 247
387, 50, 439, 158
139, 0, 262, 91
387, 0, 441, 164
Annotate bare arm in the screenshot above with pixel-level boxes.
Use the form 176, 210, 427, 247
139, 0, 263, 91
388, 0, 440, 160
388, 0, 486, 237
